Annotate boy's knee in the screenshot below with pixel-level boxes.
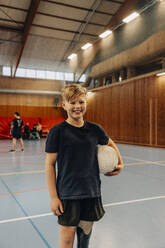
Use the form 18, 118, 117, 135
60, 226, 76, 246
63, 237, 73, 246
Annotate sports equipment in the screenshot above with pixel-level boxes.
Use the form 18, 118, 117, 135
97, 145, 118, 174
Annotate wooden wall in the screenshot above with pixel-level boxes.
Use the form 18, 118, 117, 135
85, 73, 165, 147
0, 105, 65, 118
0, 76, 64, 91
0, 76, 65, 118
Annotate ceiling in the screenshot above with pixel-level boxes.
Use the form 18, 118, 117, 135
0, 0, 129, 75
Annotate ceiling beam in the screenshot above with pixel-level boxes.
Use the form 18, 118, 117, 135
0, 4, 27, 12
41, 0, 114, 16
0, 18, 24, 26
37, 11, 105, 27
0, 25, 23, 33
0, 38, 22, 44
32, 24, 98, 37
103, 0, 123, 4
60, 0, 103, 66
12, 0, 41, 77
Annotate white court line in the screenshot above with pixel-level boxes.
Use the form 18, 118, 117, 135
1, 195, 165, 224
0, 213, 53, 224
124, 162, 151, 166
1, 160, 165, 177
104, 195, 165, 207
123, 155, 154, 163
0, 170, 45, 176
125, 161, 165, 166
1, 159, 165, 177
123, 156, 165, 167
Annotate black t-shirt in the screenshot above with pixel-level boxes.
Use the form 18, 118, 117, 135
45, 121, 109, 200
12, 118, 23, 134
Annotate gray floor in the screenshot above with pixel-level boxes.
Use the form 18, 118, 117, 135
0, 139, 165, 248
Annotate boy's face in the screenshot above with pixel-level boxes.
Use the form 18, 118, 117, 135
62, 94, 87, 121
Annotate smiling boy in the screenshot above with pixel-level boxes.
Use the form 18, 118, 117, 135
45, 84, 123, 248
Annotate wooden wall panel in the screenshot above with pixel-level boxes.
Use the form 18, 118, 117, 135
0, 93, 60, 107
85, 73, 165, 147
0, 76, 64, 91
0, 105, 65, 118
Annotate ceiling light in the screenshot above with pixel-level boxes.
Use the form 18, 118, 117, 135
156, 72, 165, 76
81, 43, 92, 50
123, 12, 139, 23
99, 30, 112, 38
68, 53, 77, 59
87, 91, 93, 95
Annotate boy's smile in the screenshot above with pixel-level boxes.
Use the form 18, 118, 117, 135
62, 94, 87, 124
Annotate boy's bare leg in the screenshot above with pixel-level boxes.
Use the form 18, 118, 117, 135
60, 225, 76, 248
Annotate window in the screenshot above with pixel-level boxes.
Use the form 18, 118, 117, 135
2, 66, 11, 76
26, 69, 36, 78
46, 71, 55, 80
36, 70, 46, 79
2, 66, 74, 81
16, 68, 26, 77
55, 72, 64, 80
79, 74, 86, 82
65, 73, 74, 81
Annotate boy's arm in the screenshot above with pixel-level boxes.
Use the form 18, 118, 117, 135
45, 153, 64, 215
105, 138, 124, 176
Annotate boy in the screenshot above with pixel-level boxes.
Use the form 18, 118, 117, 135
45, 84, 123, 248
10, 112, 24, 152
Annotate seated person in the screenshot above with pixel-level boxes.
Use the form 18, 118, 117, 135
30, 124, 40, 140
23, 122, 30, 139
36, 122, 42, 138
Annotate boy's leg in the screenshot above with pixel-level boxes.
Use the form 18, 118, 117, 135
76, 221, 93, 248
60, 225, 76, 248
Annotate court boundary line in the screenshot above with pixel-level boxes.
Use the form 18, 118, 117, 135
0, 170, 45, 176
1, 194, 165, 224
1, 159, 165, 177
0, 187, 47, 196
0, 176, 51, 247
123, 156, 165, 167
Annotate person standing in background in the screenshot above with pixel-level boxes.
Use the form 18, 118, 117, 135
10, 112, 24, 152
37, 121, 42, 138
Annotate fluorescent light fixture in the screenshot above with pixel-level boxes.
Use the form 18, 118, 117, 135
68, 53, 77, 59
123, 12, 139, 23
87, 91, 93, 95
81, 43, 92, 50
99, 30, 112, 38
156, 72, 165, 76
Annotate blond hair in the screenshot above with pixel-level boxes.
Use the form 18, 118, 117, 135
61, 84, 87, 102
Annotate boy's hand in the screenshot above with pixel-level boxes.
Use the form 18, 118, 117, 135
104, 163, 123, 176
50, 197, 64, 216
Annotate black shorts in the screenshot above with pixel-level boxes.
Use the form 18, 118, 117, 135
58, 197, 105, 226
13, 132, 22, 139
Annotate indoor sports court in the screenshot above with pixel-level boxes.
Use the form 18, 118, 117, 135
0, 0, 165, 248
0, 140, 165, 248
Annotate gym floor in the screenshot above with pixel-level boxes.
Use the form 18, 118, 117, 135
0, 139, 165, 248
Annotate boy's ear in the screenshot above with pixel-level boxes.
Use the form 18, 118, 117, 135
61, 102, 66, 110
